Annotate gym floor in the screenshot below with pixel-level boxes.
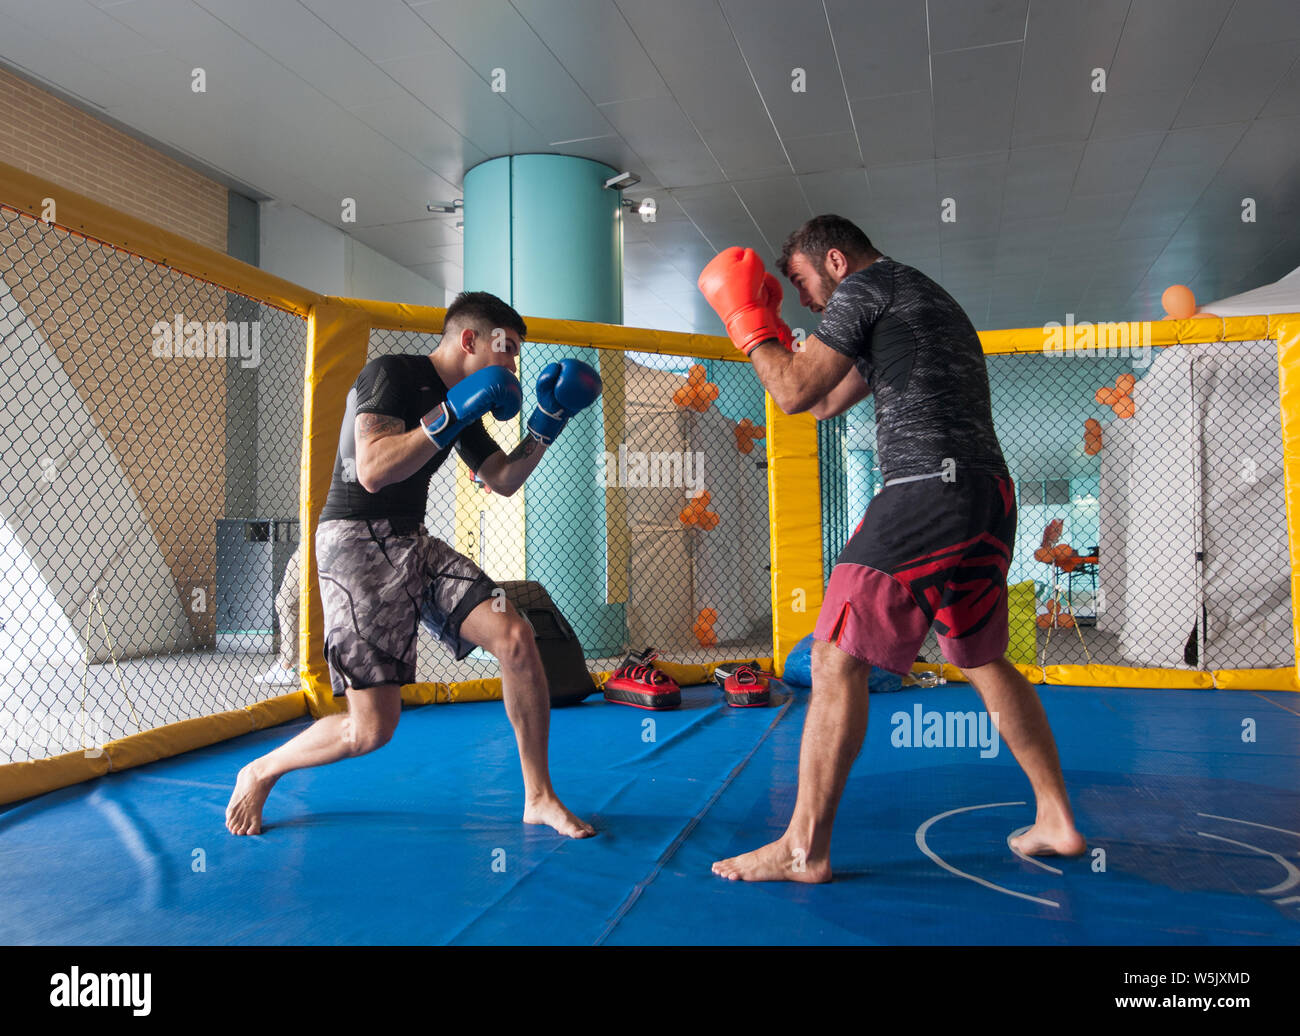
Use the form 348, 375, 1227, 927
2, 679, 1297, 945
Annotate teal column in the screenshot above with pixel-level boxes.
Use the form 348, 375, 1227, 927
463, 155, 626, 655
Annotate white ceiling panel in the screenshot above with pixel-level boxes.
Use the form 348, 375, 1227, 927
1, 0, 1296, 331
1261, 58, 1300, 118
615, 0, 786, 177
345, 92, 487, 191
731, 175, 813, 249
1073, 134, 1164, 196
787, 132, 863, 175
193, 0, 406, 110
300, 0, 446, 63
927, 0, 1028, 54
349, 222, 463, 266
852, 91, 934, 166
798, 169, 872, 219
511, 0, 669, 106
1174, 39, 1300, 128
1216, 0, 1300, 46
931, 43, 1022, 157
1060, 192, 1131, 233
1011, 0, 1127, 148
718, 0, 853, 140
410, 0, 613, 146
1091, 88, 1187, 139
0, 18, 140, 113
96, 0, 251, 51
599, 95, 721, 187
1152, 123, 1249, 171
0, 0, 161, 60
825, 0, 931, 100
1106, 0, 1232, 96
378, 49, 549, 156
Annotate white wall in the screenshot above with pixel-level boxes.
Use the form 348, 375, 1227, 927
259, 201, 451, 305
255, 203, 452, 520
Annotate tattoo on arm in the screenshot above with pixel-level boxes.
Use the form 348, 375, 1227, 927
507, 437, 540, 463
356, 413, 405, 443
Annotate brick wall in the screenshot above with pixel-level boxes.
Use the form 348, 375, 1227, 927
0, 66, 228, 250
0, 68, 231, 652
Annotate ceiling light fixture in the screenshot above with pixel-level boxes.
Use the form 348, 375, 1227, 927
604, 171, 641, 190
427, 199, 463, 214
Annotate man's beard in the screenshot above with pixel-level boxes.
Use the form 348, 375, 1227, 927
818, 267, 839, 302
811, 266, 839, 310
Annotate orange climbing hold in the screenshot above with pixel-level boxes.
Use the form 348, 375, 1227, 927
1083, 417, 1103, 455
1094, 374, 1137, 419
673, 364, 720, 412
734, 417, 766, 454
679, 490, 720, 530
694, 607, 718, 647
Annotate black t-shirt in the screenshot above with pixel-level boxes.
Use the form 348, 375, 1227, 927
814, 257, 1008, 484
318, 354, 502, 522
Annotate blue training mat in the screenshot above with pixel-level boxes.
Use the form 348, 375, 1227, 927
2, 680, 1298, 945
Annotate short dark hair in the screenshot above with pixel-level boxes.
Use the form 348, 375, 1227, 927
778, 215, 877, 277
444, 290, 527, 340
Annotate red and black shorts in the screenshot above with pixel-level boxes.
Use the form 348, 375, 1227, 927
814, 470, 1016, 675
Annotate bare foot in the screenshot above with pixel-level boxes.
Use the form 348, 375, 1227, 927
225, 763, 274, 835
712, 837, 832, 883
1009, 820, 1086, 857
523, 796, 596, 838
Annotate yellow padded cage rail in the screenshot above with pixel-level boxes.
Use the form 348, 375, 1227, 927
1, 155, 1298, 811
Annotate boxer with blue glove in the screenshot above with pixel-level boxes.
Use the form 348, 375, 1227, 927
227, 291, 599, 843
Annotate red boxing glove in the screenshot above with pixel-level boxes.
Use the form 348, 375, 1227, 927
698, 247, 784, 356
759, 273, 795, 351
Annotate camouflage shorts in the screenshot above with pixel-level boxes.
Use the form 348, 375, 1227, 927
315, 518, 498, 696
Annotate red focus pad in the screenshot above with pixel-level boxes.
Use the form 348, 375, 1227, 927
698, 247, 783, 355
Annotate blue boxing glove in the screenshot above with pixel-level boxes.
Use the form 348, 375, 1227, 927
420, 365, 522, 450
526, 359, 602, 444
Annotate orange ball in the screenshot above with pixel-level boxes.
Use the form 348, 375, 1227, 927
1116, 374, 1135, 393
1114, 397, 1135, 419
1162, 284, 1196, 320
1096, 387, 1116, 405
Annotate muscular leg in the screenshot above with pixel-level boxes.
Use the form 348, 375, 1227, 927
225, 684, 401, 835
960, 655, 1086, 856
459, 599, 594, 839
712, 639, 870, 882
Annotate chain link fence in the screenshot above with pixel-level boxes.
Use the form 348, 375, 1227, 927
818, 340, 1294, 672
0, 206, 307, 764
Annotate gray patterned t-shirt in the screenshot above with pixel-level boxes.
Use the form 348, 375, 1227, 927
814, 257, 1008, 484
